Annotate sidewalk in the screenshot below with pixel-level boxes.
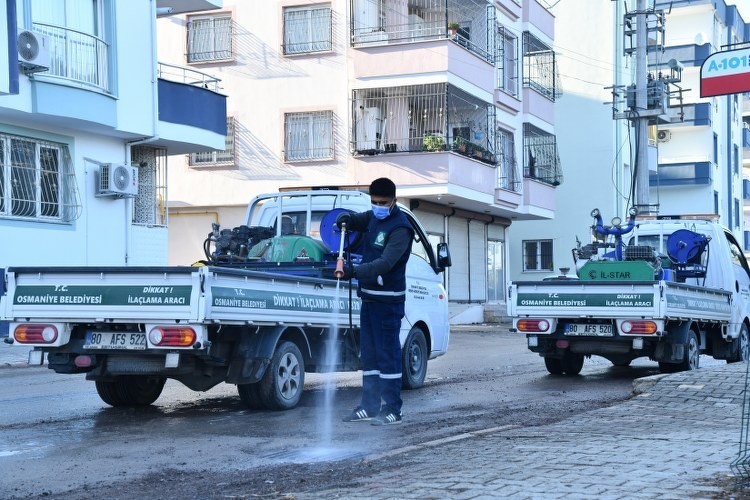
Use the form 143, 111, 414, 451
301, 361, 749, 499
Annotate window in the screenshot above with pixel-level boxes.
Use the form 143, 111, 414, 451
497, 26, 518, 97
131, 146, 167, 227
283, 4, 332, 55
190, 117, 236, 167
284, 111, 334, 162
187, 14, 233, 63
0, 133, 79, 222
522, 31, 559, 101
498, 128, 519, 191
523, 123, 563, 186
734, 144, 739, 174
523, 239, 552, 272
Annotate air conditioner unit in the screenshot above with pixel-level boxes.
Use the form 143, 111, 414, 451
657, 130, 671, 142
96, 164, 139, 198
17, 30, 50, 74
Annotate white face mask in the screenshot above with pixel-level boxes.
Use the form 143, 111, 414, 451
372, 204, 392, 220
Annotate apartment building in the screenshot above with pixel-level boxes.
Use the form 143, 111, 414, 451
0, 0, 226, 270
158, 0, 561, 323
508, 0, 749, 283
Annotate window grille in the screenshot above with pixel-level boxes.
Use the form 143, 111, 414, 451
523, 239, 553, 272
131, 146, 167, 227
523, 123, 563, 186
497, 25, 518, 97
522, 31, 559, 101
190, 117, 236, 167
285, 111, 334, 162
351, 83, 497, 165
498, 128, 520, 192
187, 14, 233, 63
0, 133, 80, 222
283, 4, 333, 54
350, 0, 495, 64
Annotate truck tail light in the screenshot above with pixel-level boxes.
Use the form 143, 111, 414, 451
517, 319, 550, 333
14, 324, 58, 344
148, 326, 196, 347
621, 320, 657, 335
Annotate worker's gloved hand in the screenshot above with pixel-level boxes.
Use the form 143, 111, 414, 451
342, 263, 356, 280
336, 212, 352, 229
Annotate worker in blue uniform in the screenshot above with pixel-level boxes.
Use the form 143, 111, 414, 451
337, 177, 414, 426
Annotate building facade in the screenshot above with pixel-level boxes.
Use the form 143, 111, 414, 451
158, 0, 561, 323
0, 0, 226, 273
509, 0, 749, 285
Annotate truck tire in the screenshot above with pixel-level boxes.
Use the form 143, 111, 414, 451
544, 356, 564, 375
257, 341, 305, 410
95, 375, 166, 407
237, 382, 264, 409
728, 324, 750, 363
561, 353, 584, 375
677, 330, 700, 371
402, 327, 428, 390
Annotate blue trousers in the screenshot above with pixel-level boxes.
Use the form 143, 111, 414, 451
359, 300, 405, 414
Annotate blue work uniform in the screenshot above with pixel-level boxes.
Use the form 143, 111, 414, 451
348, 205, 413, 415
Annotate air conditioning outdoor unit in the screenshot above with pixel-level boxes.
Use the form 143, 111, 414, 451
17, 30, 50, 74
657, 130, 671, 142
96, 164, 139, 198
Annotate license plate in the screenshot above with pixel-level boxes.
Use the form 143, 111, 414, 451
84, 331, 147, 350
565, 323, 613, 336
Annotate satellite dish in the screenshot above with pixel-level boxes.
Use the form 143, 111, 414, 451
113, 165, 131, 191
17, 31, 39, 62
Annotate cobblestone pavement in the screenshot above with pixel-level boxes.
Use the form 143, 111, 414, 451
298, 362, 749, 499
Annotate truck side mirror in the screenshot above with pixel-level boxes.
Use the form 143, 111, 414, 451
437, 243, 452, 269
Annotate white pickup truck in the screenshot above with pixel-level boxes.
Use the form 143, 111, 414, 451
508, 210, 750, 375
1, 189, 451, 409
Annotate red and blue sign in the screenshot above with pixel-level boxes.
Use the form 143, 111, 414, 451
700, 47, 750, 97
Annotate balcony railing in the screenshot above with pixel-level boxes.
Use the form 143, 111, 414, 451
350, 0, 495, 64
157, 62, 222, 92
522, 123, 562, 186
32, 22, 110, 93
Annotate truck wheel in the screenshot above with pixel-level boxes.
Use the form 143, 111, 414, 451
257, 341, 305, 410
402, 327, 428, 390
561, 353, 584, 375
677, 330, 700, 371
544, 356, 564, 375
95, 375, 166, 407
728, 324, 750, 363
237, 382, 264, 409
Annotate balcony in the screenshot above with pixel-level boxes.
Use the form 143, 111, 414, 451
664, 102, 712, 127
32, 22, 110, 93
351, 83, 497, 165
156, 63, 227, 153
350, 0, 495, 64
650, 161, 712, 187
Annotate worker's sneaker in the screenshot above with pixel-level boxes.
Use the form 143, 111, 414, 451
371, 407, 402, 426
342, 406, 372, 422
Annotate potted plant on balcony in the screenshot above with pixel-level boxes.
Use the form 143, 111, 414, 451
423, 134, 446, 152
448, 22, 459, 37
452, 136, 468, 153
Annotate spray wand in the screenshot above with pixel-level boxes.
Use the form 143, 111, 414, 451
333, 222, 347, 280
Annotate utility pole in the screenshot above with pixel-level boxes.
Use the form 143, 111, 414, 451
610, 0, 679, 216
634, 0, 650, 214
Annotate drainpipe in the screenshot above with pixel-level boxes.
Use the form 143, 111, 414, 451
466, 218, 472, 301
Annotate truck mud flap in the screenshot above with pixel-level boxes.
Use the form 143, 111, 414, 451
226, 325, 288, 385
654, 322, 691, 362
